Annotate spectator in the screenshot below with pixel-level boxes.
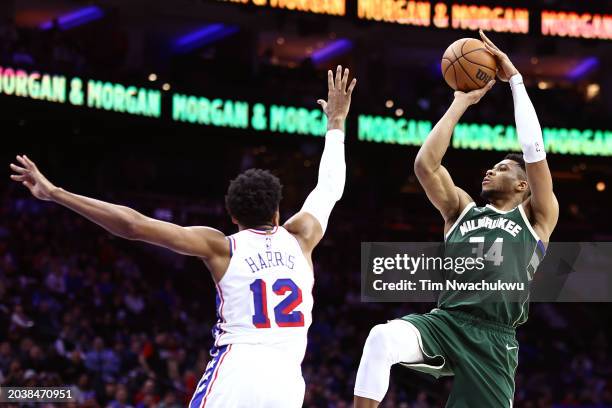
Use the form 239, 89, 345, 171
85, 337, 120, 380
107, 383, 133, 408
11, 304, 34, 330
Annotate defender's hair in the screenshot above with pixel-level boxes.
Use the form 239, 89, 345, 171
225, 169, 282, 228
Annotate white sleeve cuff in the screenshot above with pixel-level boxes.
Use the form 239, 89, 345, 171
326, 128, 345, 143
509, 73, 524, 89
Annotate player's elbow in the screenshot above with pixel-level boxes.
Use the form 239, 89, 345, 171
316, 174, 345, 202
121, 220, 140, 240
121, 214, 145, 240
414, 156, 434, 180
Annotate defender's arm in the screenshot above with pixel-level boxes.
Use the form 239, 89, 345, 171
284, 65, 356, 252
10, 155, 227, 259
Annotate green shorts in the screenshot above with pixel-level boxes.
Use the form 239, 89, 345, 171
400, 308, 518, 408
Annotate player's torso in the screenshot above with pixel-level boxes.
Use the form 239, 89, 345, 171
212, 226, 314, 363
440, 203, 546, 327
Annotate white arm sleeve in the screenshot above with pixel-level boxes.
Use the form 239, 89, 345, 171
510, 74, 546, 163
300, 129, 346, 234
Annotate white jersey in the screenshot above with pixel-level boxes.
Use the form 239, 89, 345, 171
212, 225, 314, 364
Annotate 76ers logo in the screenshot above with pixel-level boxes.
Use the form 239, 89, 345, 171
476, 68, 492, 83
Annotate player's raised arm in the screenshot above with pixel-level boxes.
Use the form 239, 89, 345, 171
414, 81, 494, 224
9, 155, 228, 259
480, 30, 559, 241
284, 65, 356, 252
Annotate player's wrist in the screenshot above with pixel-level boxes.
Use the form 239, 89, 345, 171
327, 117, 345, 132
509, 73, 523, 88
451, 96, 472, 110
48, 186, 64, 201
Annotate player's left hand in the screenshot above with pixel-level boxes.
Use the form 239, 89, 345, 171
479, 29, 519, 82
9, 155, 57, 201
318, 65, 357, 131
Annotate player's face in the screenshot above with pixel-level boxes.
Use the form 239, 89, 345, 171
481, 159, 525, 198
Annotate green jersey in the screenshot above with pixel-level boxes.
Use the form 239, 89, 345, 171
440, 202, 546, 327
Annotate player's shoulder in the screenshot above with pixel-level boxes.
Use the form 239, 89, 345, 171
519, 197, 558, 243
183, 226, 230, 256
186, 225, 227, 240
283, 212, 322, 253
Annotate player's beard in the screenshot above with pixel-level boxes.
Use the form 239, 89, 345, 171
480, 187, 498, 201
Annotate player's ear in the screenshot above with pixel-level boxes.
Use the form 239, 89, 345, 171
230, 216, 239, 226
516, 179, 528, 193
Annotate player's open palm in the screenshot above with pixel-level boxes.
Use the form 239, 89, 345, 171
10, 155, 56, 201
479, 29, 519, 82
317, 65, 357, 123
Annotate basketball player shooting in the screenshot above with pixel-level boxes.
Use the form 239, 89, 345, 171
10, 65, 356, 408
353, 31, 559, 407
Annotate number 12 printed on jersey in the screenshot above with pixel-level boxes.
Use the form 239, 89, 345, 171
250, 278, 304, 328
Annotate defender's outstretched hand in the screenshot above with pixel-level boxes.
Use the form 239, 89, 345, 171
317, 65, 357, 131
9, 155, 57, 201
479, 29, 519, 82
454, 79, 495, 106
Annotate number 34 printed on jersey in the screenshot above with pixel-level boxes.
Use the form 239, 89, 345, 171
250, 278, 304, 328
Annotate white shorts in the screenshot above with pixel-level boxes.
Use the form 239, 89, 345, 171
189, 343, 305, 408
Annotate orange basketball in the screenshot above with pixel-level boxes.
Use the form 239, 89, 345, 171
441, 38, 497, 92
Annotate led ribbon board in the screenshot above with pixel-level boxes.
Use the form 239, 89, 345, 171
541, 10, 612, 40
172, 94, 327, 136
218, 0, 612, 40
358, 115, 612, 156
0, 66, 161, 118
1, 66, 610, 156
218, 0, 345, 16
357, 1, 529, 33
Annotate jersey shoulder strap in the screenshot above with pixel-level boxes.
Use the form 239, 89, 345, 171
445, 202, 476, 241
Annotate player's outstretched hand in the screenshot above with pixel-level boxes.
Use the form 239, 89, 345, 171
317, 65, 357, 131
479, 29, 519, 82
454, 79, 495, 106
9, 155, 57, 201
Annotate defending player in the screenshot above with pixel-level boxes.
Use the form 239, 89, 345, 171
10, 66, 356, 408
354, 31, 559, 407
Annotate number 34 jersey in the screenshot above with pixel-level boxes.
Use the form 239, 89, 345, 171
212, 226, 314, 364
441, 203, 546, 328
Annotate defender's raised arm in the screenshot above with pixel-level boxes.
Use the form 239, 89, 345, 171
284, 65, 356, 252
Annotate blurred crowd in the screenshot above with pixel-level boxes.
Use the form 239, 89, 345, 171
0, 18, 90, 74
1, 189, 611, 408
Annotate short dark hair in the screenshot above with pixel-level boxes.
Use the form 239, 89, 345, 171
504, 153, 526, 179
225, 169, 282, 228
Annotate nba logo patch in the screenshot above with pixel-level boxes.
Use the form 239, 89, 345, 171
265, 237, 272, 250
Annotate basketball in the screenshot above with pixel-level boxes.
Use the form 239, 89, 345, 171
441, 38, 498, 92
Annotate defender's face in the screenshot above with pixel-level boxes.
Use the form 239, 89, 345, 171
481, 159, 523, 195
